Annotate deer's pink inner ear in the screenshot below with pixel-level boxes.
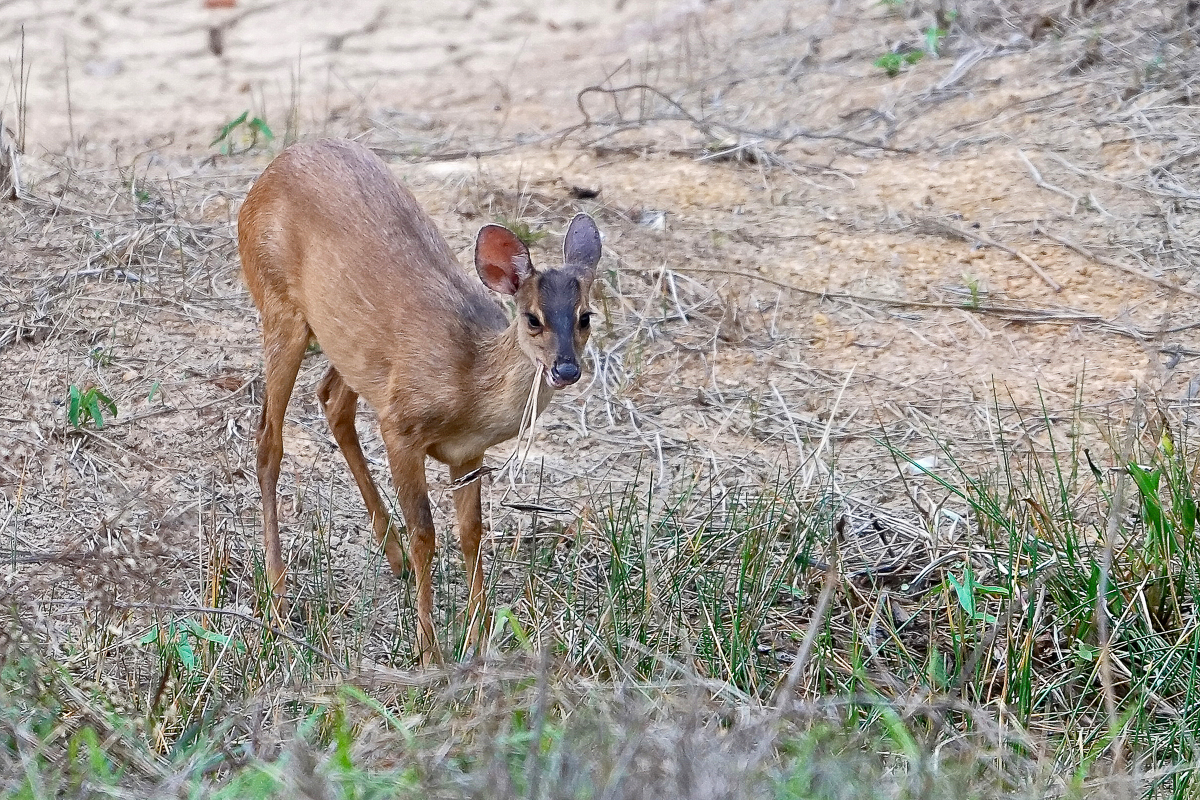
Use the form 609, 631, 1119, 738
478, 261, 518, 295
475, 225, 532, 295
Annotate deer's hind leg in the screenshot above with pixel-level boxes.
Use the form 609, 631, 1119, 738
255, 308, 311, 621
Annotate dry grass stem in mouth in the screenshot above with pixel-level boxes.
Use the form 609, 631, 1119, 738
513, 361, 545, 479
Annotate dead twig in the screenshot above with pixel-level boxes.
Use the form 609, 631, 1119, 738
1037, 227, 1200, 300
651, 265, 1200, 357
576, 83, 914, 155
1016, 149, 1078, 204
917, 216, 1062, 293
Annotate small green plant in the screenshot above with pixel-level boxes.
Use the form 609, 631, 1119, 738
947, 562, 1010, 625
875, 50, 924, 77
67, 384, 117, 429
211, 111, 275, 155
128, 175, 152, 205
495, 216, 548, 248
67, 727, 119, 788
924, 26, 948, 56
962, 273, 983, 308
88, 345, 114, 367
138, 617, 242, 674
493, 606, 533, 652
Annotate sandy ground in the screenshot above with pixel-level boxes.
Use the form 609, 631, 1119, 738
3, 0, 1200, 652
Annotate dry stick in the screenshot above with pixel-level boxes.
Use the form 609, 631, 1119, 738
0, 113, 18, 200
115, 378, 253, 425
656, 266, 1200, 354
352, 659, 539, 690
922, 217, 1062, 293
1098, 404, 1137, 773
575, 83, 914, 154
16, 24, 27, 153
1015, 148, 1078, 204
750, 547, 840, 762
773, 547, 839, 712
516, 365, 545, 471
1037, 226, 1200, 300
62, 40, 75, 152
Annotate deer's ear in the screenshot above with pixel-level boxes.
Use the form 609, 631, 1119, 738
475, 224, 533, 295
562, 213, 601, 279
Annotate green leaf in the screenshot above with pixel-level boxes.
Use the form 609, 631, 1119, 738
1128, 462, 1160, 499
137, 625, 161, 645
248, 117, 274, 141
85, 394, 104, 429
877, 704, 921, 762
950, 565, 1002, 624
874, 50, 922, 77
175, 638, 197, 671
211, 111, 248, 147
495, 606, 531, 650
68, 384, 82, 428
928, 645, 949, 690
924, 27, 947, 56
948, 572, 975, 617
1182, 494, 1196, 538
180, 618, 206, 637
1129, 462, 1167, 540
78, 727, 117, 784
339, 685, 416, 739
96, 389, 117, 417
183, 618, 237, 648
148, 381, 161, 402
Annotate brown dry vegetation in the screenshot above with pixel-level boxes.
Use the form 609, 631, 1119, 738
4, 0, 1200, 796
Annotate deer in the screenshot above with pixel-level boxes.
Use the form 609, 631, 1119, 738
237, 138, 601, 664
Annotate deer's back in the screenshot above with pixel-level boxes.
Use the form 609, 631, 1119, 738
238, 139, 507, 408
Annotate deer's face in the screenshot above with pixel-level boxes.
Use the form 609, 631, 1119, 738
475, 214, 603, 390
513, 269, 594, 388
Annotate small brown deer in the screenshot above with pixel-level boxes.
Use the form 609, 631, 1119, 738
237, 138, 601, 663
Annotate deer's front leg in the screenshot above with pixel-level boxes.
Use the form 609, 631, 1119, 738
451, 458, 489, 652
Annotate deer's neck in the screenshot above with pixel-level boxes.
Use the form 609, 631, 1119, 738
422, 316, 556, 467
476, 322, 554, 421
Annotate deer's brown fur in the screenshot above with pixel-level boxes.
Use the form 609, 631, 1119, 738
238, 138, 601, 662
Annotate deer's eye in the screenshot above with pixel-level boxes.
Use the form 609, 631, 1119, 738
525, 313, 543, 331
579, 312, 592, 330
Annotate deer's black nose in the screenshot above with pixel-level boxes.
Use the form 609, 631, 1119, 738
551, 362, 581, 386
